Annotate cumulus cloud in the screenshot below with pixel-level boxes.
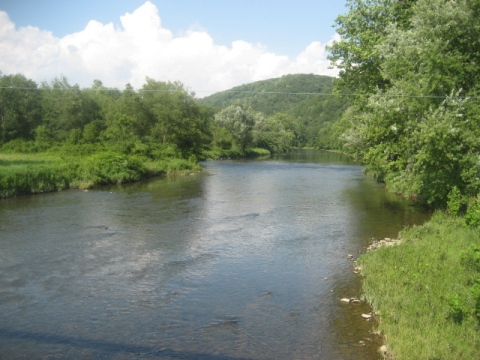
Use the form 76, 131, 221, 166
0, 1, 339, 96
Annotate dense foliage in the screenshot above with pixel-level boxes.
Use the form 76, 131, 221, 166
200, 74, 348, 149
1, 72, 347, 163
0, 74, 215, 158
329, 0, 480, 209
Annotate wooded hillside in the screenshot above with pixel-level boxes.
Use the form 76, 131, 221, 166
199, 74, 348, 149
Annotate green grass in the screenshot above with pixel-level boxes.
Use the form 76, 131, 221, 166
358, 212, 480, 359
202, 147, 271, 160
0, 152, 202, 198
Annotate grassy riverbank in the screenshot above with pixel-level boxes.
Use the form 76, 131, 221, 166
0, 152, 201, 198
358, 212, 480, 359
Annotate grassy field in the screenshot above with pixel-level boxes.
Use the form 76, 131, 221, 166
0, 152, 201, 198
358, 212, 480, 359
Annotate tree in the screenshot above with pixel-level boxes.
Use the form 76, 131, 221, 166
214, 105, 261, 152
140, 78, 211, 156
40, 76, 100, 142
327, 0, 416, 97
0, 73, 42, 144
253, 113, 295, 153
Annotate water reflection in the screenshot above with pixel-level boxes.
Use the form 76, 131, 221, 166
0, 151, 430, 359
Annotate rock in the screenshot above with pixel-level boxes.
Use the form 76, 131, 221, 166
361, 313, 372, 319
366, 237, 403, 252
379, 345, 388, 354
347, 254, 354, 259
340, 298, 351, 303
351, 299, 361, 304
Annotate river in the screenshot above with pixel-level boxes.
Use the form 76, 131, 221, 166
0, 150, 430, 359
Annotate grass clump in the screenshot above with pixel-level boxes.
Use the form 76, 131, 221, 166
0, 151, 202, 197
0, 154, 71, 197
358, 212, 480, 359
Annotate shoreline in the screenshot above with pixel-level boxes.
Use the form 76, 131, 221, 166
0, 152, 203, 199
343, 237, 402, 358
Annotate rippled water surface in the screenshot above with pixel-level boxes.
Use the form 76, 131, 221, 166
0, 151, 430, 359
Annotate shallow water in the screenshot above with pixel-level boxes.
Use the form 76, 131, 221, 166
0, 150, 430, 359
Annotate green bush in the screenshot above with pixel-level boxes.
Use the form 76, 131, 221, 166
76, 152, 148, 187
447, 186, 467, 216
465, 197, 480, 228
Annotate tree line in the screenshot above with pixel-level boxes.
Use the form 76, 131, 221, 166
0, 73, 310, 160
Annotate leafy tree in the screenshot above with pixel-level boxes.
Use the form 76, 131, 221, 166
140, 78, 212, 156
214, 105, 261, 152
253, 113, 295, 153
81, 79, 121, 143
327, 0, 416, 97
0, 73, 42, 144
40, 76, 100, 142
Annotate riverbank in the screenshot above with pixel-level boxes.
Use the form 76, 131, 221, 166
0, 152, 202, 198
202, 147, 271, 160
357, 212, 480, 359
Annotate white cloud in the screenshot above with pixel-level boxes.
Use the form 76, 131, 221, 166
0, 1, 339, 96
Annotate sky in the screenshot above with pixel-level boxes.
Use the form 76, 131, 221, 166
0, 0, 347, 96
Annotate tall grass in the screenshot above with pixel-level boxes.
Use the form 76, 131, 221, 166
0, 154, 71, 197
0, 152, 202, 198
358, 212, 480, 359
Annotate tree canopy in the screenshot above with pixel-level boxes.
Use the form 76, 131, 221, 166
330, 0, 480, 207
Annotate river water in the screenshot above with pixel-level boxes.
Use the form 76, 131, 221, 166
0, 150, 430, 359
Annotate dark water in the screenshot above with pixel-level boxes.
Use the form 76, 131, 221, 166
0, 150, 430, 359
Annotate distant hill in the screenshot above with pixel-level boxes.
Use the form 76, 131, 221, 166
199, 74, 335, 114
199, 74, 348, 148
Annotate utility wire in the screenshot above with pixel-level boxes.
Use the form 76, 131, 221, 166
0, 86, 477, 99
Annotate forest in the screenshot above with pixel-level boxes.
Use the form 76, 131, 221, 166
329, 1, 480, 358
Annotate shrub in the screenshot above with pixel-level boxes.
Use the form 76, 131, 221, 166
465, 197, 480, 228
77, 152, 148, 187
447, 186, 466, 216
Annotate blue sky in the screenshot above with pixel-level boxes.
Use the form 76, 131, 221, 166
0, 0, 347, 95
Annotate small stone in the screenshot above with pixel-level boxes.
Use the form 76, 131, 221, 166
347, 254, 354, 259
340, 298, 351, 303
351, 299, 361, 304
324, 277, 328, 280
379, 345, 388, 354
361, 313, 372, 319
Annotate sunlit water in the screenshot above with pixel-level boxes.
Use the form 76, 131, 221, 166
0, 150, 430, 359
